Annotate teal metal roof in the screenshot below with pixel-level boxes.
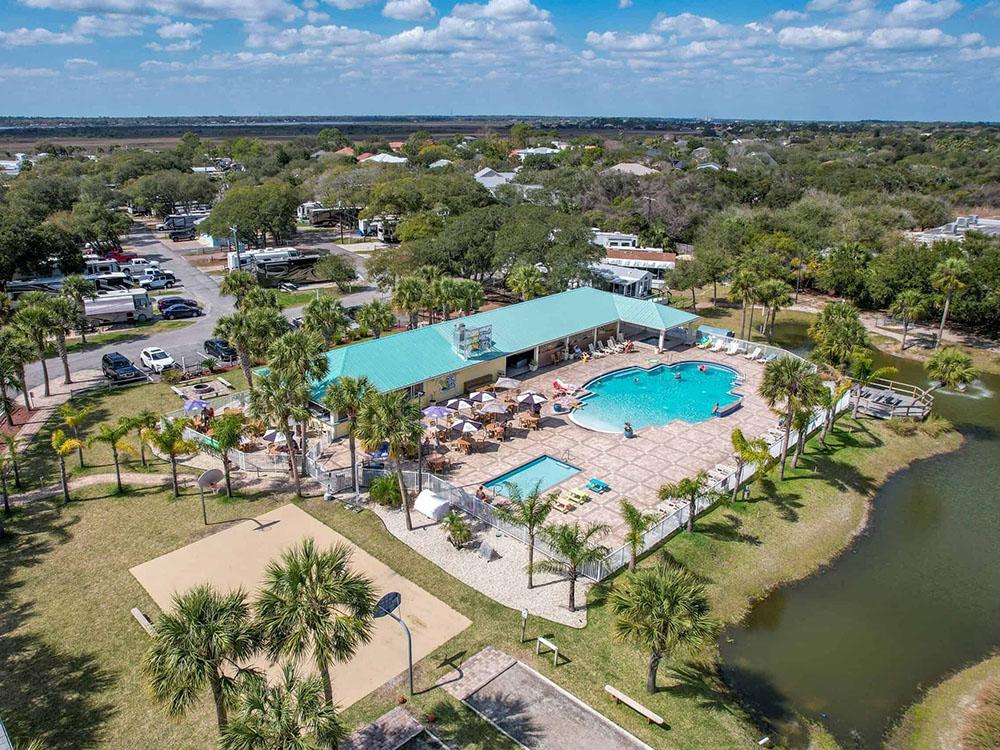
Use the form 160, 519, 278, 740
310, 287, 697, 399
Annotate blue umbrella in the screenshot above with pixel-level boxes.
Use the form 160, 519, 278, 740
422, 405, 452, 419
184, 399, 210, 412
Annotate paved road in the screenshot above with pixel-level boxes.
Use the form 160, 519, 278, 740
24, 225, 387, 392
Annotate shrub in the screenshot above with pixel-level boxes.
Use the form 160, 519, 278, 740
369, 475, 401, 507
202, 356, 218, 373
918, 414, 953, 437
161, 368, 184, 384
884, 418, 919, 436
961, 675, 1000, 750
444, 510, 472, 549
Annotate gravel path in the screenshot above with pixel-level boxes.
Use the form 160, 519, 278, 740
371, 504, 592, 628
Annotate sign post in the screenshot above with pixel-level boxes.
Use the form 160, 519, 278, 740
375, 591, 413, 695
520, 608, 529, 643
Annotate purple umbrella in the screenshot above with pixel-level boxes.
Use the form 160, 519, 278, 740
422, 405, 452, 419
183, 399, 210, 412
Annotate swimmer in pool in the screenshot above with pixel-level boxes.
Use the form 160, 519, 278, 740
698, 364, 707, 372
674, 371, 682, 380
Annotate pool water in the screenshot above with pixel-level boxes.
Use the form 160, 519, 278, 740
570, 362, 741, 433
484, 455, 581, 497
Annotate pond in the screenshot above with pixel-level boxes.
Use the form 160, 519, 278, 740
719, 345, 1000, 748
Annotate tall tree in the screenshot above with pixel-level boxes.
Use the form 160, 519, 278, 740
355, 390, 422, 530
1, 432, 23, 490
619, 498, 658, 573
57, 402, 91, 468
88, 422, 135, 493
268, 330, 329, 474
889, 289, 930, 351
301, 296, 349, 346
730, 428, 771, 502
493, 481, 554, 587
145, 585, 260, 733
210, 414, 247, 498
13, 292, 57, 398
847, 350, 896, 419
322, 375, 374, 497
123, 409, 158, 468
506, 263, 545, 301
925, 347, 978, 390
758, 357, 824, 479
47, 295, 79, 384
215, 308, 289, 389
50, 429, 84, 505
930, 257, 970, 349
755, 278, 792, 343
728, 268, 756, 340
392, 276, 428, 329
667, 259, 705, 310
60, 274, 97, 344
808, 301, 869, 370
0, 325, 35, 412
816, 381, 852, 446
247, 370, 310, 496
143, 418, 198, 497
220, 270, 259, 308
658, 471, 717, 534
535, 522, 610, 611
610, 564, 718, 694
255, 539, 376, 704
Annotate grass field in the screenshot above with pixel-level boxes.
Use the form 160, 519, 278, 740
275, 286, 340, 310
55, 320, 195, 356
887, 654, 1000, 750
0, 399, 959, 749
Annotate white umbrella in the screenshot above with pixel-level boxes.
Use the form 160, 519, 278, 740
262, 429, 286, 444
469, 390, 496, 403
478, 401, 509, 415
517, 392, 548, 406
493, 377, 520, 390
445, 397, 474, 411
450, 419, 482, 434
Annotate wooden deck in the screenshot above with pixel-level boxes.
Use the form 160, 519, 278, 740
857, 378, 933, 420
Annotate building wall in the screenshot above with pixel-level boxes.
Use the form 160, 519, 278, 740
422, 359, 505, 404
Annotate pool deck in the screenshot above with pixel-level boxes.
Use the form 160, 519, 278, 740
430, 343, 776, 548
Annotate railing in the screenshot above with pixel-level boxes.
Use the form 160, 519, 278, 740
871, 377, 934, 419
698, 333, 813, 368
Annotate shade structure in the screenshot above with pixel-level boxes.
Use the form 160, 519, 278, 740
261, 429, 286, 444
517, 392, 548, 406
493, 377, 520, 390
445, 397, 474, 411
422, 405, 452, 419
469, 390, 496, 403
183, 399, 210, 412
450, 419, 482, 434
478, 401, 509, 415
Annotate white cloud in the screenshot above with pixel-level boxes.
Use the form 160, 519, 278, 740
867, 26, 955, 48
64, 56, 97, 65
651, 12, 730, 38
885, 0, 961, 25
72, 13, 166, 36
157, 21, 206, 38
21, 0, 302, 22
0, 26, 87, 45
383, 0, 436, 21
777, 25, 864, 49
771, 9, 808, 22
306, 9, 329, 21
960, 44, 1000, 59
324, 0, 376, 8
585, 31, 662, 51
452, 0, 549, 21
806, 0, 875, 11
617, 0, 632, 7
0, 65, 59, 78
146, 38, 201, 50
246, 23, 378, 49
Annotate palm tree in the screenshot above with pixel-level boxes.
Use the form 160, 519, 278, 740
535, 522, 610, 612
301, 295, 349, 346
507, 264, 545, 301
247, 370, 310, 496
790, 407, 813, 468
925, 347, 978, 390
57, 402, 92, 468
658, 471, 717, 533
355, 390, 422, 530
889, 289, 930, 351
816, 381, 852, 446
211, 414, 247, 497
848, 350, 897, 419
610, 564, 718, 694
88, 422, 135, 493
758, 357, 824, 479
48, 295, 80, 384
355, 300, 395, 339
808, 301, 869, 370
730, 429, 771, 502
433, 278, 465, 320
60, 274, 97, 344
931, 257, 970, 348
755, 278, 792, 343
143, 418, 198, 497
50, 429, 84, 504
145, 585, 260, 733
255, 539, 376, 704
728, 268, 756, 340
619, 498, 657, 573
220, 270, 259, 308
268, 330, 329, 474
0, 451, 12, 518
456, 278, 485, 316
244, 286, 281, 311
0, 325, 36, 412
215, 308, 289, 389
13, 292, 57, 398
392, 276, 428, 329
1, 432, 23, 489
493, 481, 554, 587
219, 664, 345, 750
322, 375, 374, 496
123, 409, 159, 468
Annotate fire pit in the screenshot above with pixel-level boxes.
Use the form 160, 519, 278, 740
192, 383, 215, 395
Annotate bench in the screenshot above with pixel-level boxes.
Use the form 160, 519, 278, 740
604, 685, 664, 725
536, 636, 560, 667
170, 385, 185, 397
131, 607, 156, 636
216, 376, 234, 390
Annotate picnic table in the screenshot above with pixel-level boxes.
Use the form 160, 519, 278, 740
486, 423, 507, 441
425, 454, 451, 472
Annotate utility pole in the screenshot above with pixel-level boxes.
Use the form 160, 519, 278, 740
230, 224, 241, 271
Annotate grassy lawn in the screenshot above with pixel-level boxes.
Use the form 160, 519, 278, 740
62, 320, 195, 356
1, 402, 959, 750
887, 654, 1000, 750
274, 286, 341, 310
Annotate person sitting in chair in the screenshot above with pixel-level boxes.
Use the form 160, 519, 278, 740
475, 485, 488, 502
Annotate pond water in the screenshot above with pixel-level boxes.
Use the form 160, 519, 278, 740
719, 347, 1000, 749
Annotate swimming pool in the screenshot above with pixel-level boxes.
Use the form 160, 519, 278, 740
484, 455, 581, 498
569, 362, 741, 433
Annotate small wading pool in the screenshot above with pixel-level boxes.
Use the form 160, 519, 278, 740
570, 362, 741, 433
484, 455, 581, 497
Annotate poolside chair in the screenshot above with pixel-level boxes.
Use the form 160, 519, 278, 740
697, 337, 712, 349
758, 354, 777, 364
588, 343, 606, 359
725, 341, 741, 355
709, 339, 726, 353
586, 477, 611, 493
596, 340, 614, 355
744, 347, 762, 361
607, 337, 625, 353
567, 488, 590, 505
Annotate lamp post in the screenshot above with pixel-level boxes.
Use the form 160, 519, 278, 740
230, 224, 241, 270
375, 592, 413, 695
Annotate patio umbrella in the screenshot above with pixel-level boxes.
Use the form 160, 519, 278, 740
445, 397, 474, 411
261, 429, 286, 444
422, 405, 452, 419
478, 401, 509, 415
517, 392, 548, 406
450, 419, 482, 434
469, 390, 496, 403
183, 399, 210, 412
493, 377, 520, 390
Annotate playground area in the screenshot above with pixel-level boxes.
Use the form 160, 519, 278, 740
129, 503, 471, 708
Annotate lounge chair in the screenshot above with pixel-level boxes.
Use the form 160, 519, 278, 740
709, 339, 725, 353
725, 341, 741, 355
744, 347, 762, 361
596, 340, 614, 355
567, 488, 590, 505
758, 353, 777, 364
696, 337, 712, 349
588, 343, 606, 359
603, 338, 621, 353
587, 477, 611, 493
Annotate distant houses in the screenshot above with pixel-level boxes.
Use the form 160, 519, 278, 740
473, 167, 541, 197
601, 162, 660, 177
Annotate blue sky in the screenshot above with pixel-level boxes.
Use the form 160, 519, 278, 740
2, 0, 999, 120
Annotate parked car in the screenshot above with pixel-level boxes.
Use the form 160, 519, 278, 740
279, 281, 299, 292
204, 338, 237, 361
101, 352, 144, 382
160, 303, 203, 320
169, 228, 196, 241
139, 346, 176, 373
99, 250, 137, 263
157, 296, 198, 310
139, 275, 175, 290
